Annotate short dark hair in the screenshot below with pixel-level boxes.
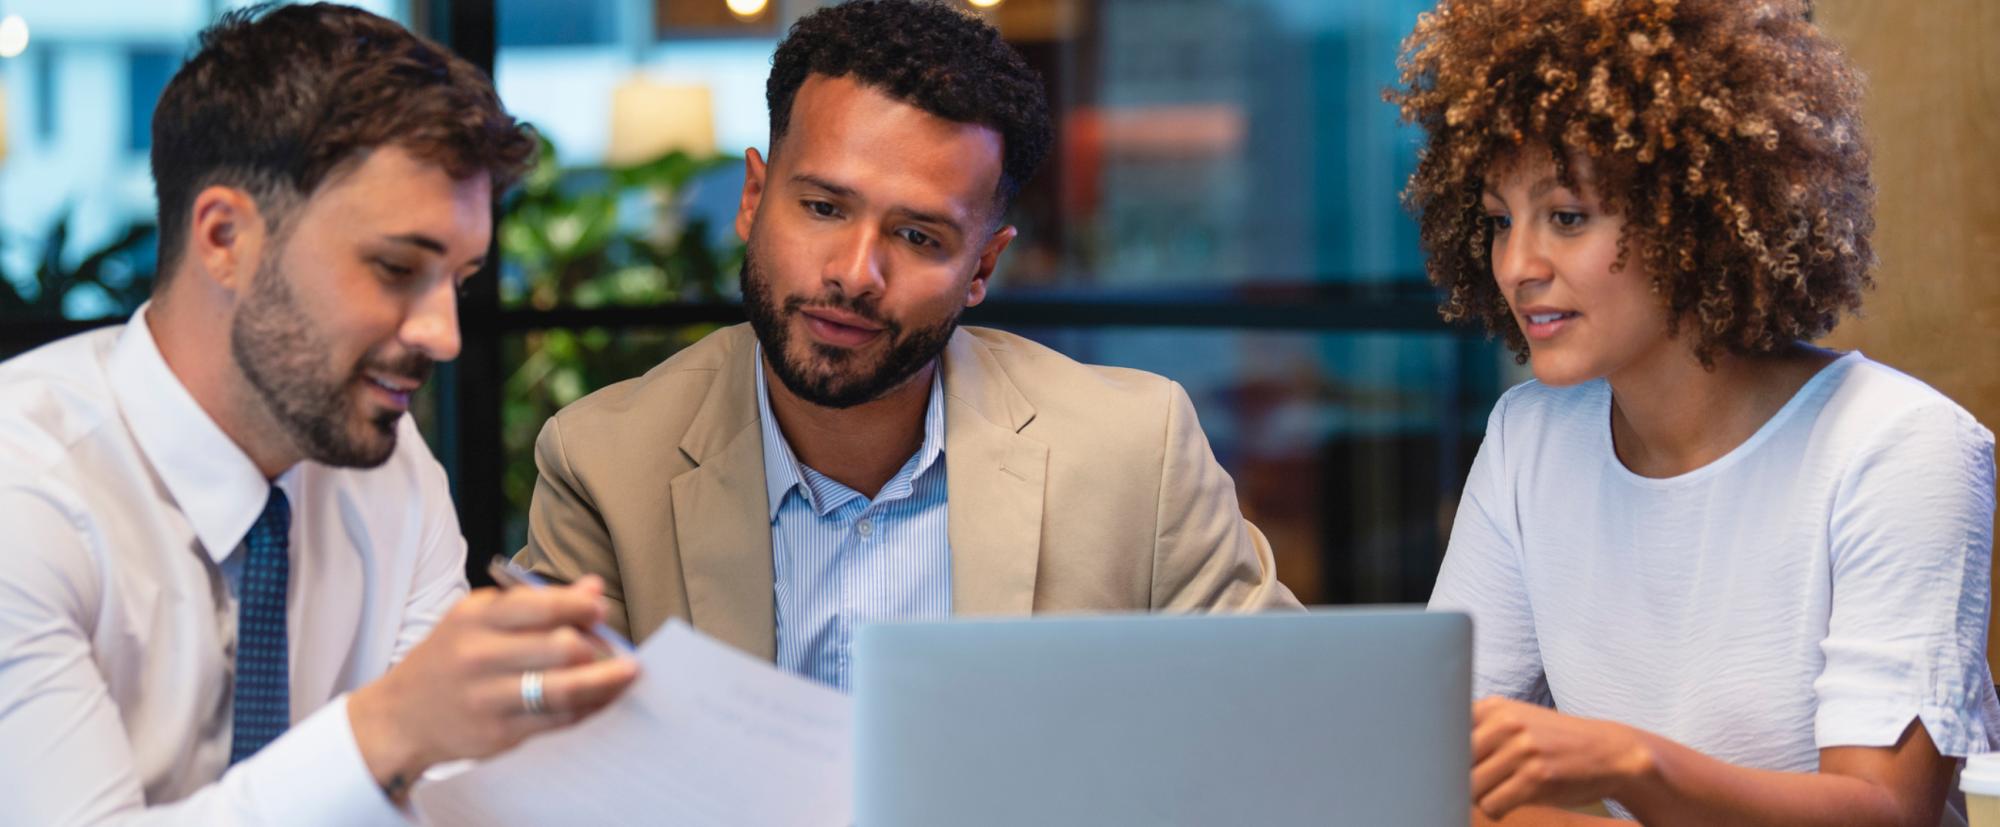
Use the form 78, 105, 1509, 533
766, 0, 1052, 211
150, 2, 537, 287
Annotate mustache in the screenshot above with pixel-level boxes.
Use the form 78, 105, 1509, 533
783, 292, 897, 334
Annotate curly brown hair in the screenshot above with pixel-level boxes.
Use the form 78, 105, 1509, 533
1388, 0, 1873, 364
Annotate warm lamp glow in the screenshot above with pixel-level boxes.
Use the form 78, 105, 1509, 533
968, 0, 1003, 7
726, 0, 769, 20
607, 77, 718, 166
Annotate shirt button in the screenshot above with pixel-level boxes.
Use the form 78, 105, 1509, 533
856, 519, 873, 537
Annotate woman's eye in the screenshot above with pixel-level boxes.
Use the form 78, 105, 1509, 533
1483, 214, 1512, 232
1551, 210, 1587, 229
375, 259, 415, 279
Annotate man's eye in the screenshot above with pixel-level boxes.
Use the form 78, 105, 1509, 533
803, 200, 839, 218
898, 228, 936, 248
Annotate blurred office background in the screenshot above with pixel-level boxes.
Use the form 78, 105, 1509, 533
0, 1, 1992, 620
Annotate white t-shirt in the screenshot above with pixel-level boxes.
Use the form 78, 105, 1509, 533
1430, 352, 2000, 818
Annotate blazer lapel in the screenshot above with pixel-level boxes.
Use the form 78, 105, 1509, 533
669, 327, 777, 660
943, 330, 1047, 616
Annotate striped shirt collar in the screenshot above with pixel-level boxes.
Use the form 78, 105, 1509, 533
755, 344, 946, 520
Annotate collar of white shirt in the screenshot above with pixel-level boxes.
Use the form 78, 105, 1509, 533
108, 303, 290, 564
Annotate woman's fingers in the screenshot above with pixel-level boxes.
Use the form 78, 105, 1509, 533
1475, 762, 1546, 820
1472, 737, 1533, 803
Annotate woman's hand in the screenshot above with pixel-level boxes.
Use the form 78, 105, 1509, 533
1470, 697, 1656, 819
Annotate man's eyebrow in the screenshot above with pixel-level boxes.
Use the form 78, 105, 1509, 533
383, 233, 486, 270
791, 173, 858, 200
383, 233, 448, 255
892, 206, 966, 238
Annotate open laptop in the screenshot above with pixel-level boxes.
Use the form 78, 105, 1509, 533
852, 608, 1470, 827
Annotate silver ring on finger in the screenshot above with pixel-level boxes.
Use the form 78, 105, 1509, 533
520, 669, 548, 715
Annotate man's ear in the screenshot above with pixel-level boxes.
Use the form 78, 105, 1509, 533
735, 146, 770, 243
186, 185, 268, 297
964, 224, 1017, 309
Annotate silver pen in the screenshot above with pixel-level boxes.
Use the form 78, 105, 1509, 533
487, 554, 637, 656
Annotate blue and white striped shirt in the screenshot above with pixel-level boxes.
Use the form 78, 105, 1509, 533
756, 351, 952, 691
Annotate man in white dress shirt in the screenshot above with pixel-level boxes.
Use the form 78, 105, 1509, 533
0, 5, 637, 824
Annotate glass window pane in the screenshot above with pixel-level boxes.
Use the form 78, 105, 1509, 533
0, 1, 412, 322
125, 48, 177, 153
990, 0, 1432, 292
500, 0, 619, 47
490, 0, 1438, 311
493, 3, 773, 311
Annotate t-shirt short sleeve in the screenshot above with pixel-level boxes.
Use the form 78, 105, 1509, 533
1814, 401, 2000, 756
1430, 389, 1553, 705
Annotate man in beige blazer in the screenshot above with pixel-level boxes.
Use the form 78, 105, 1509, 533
515, 0, 1298, 674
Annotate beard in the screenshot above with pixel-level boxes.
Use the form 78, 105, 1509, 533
229, 252, 433, 469
740, 245, 960, 409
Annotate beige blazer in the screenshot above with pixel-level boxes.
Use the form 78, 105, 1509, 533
515, 324, 1300, 657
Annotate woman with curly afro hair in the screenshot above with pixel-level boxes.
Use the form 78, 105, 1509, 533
1392, 1, 2000, 824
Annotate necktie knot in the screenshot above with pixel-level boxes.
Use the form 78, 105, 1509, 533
247, 486, 290, 551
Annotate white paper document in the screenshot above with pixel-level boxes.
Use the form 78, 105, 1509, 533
413, 619, 852, 826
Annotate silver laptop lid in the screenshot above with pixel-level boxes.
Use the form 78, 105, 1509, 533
854, 608, 1471, 827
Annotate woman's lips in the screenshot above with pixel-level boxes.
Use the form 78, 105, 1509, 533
1523, 310, 1580, 341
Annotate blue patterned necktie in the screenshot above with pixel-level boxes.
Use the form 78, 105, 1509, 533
229, 486, 291, 765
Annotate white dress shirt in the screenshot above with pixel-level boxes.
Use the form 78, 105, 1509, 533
1430, 352, 2000, 821
0, 307, 468, 825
